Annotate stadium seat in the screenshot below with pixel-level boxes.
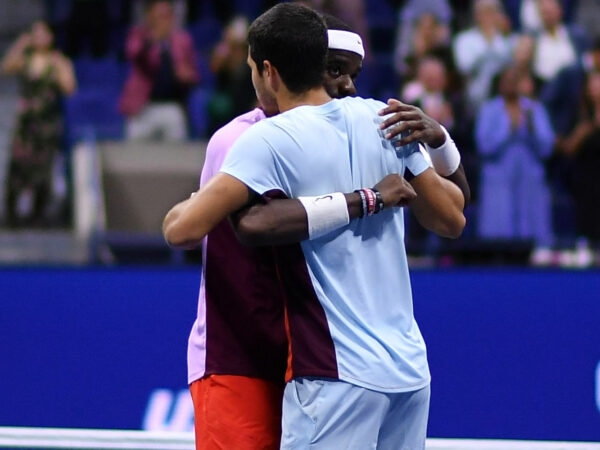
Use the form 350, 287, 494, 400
74, 56, 127, 91
63, 88, 125, 144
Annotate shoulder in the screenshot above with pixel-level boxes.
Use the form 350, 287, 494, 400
207, 109, 265, 154
338, 96, 387, 113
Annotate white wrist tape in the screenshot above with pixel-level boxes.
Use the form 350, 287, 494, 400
298, 192, 349, 240
425, 126, 461, 177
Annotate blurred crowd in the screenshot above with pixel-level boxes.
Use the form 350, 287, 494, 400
1, 0, 600, 267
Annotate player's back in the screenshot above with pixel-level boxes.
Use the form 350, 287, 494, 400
221, 96, 431, 392
265, 96, 414, 198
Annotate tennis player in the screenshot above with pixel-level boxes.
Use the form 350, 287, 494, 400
164, 3, 466, 449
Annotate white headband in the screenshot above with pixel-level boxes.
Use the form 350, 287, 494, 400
327, 29, 365, 59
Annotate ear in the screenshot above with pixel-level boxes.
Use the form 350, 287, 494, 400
263, 60, 280, 92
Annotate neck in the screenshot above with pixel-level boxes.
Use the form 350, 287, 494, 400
547, 24, 560, 36
277, 86, 331, 113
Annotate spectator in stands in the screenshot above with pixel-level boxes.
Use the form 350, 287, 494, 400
452, 0, 514, 117
401, 55, 471, 260
474, 64, 555, 264
206, 15, 256, 136
503, 0, 579, 32
119, 0, 199, 142
402, 57, 457, 131
556, 71, 600, 265
1, 21, 76, 228
532, 0, 589, 137
394, 0, 453, 81
511, 33, 543, 96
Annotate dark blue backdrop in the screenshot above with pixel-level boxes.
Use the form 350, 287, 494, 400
1, 267, 599, 441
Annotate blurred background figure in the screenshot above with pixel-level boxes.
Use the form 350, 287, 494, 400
530, 0, 590, 252
393, 0, 453, 83
1, 20, 76, 229
452, 0, 514, 118
401, 55, 456, 262
511, 33, 542, 96
401, 55, 472, 261
533, 0, 589, 138
474, 65, 555, 264
206, 15, 256, 136
556, 71, 600, 266
118, 0, 199, 142
402, 56, 457, 133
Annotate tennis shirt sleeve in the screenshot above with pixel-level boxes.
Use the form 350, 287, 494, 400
220, 121, 288, 196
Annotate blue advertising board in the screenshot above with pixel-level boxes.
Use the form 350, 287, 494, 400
1, 267, 599, 441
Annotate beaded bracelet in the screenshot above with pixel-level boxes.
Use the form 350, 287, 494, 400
355, 188, 385, 217
354, 189, 367, 218
364, 188, 376, 216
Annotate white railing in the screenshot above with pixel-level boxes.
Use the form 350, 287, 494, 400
1, 427, 599, 450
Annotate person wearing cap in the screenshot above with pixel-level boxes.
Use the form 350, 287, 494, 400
173, 10, 467, 450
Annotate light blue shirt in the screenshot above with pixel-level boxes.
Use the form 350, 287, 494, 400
221, 96, 431, 392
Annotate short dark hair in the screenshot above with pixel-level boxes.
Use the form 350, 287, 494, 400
247, 3, 327, 94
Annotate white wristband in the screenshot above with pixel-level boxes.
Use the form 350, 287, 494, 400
298, 192, 349, 240
425, 125, 461, 177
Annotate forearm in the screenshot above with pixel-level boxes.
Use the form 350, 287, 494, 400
55, 59, 77, 95
442, 163, 470, 207
232, 172, 417, 246
126, 33, 155, 74
232, 193, 363, 246
410, 170, 466, 239
423, 126, 470, 206
163, 199, 201, 249
163, 172, 252, 249
1, 43, 26, 74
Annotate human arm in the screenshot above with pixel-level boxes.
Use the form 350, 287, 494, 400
162, 172, 254, 249
174, 32, 200, 85
526, 101, 556, 160
124, 26, 156, 74
1, 32, 31, 75
558, 120, 593, 156
409, 167, 466, 239
474, 98, 516, 160
231, 173, 417, 246
51, 51, 76, 95
377, 99, 471, 206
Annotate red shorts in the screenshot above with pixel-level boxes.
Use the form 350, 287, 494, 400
189, 375, 284, 450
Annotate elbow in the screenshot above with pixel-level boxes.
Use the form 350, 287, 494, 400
438, 213, 467, 240
162, 219, 200, 250
448, 213, 467, 239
